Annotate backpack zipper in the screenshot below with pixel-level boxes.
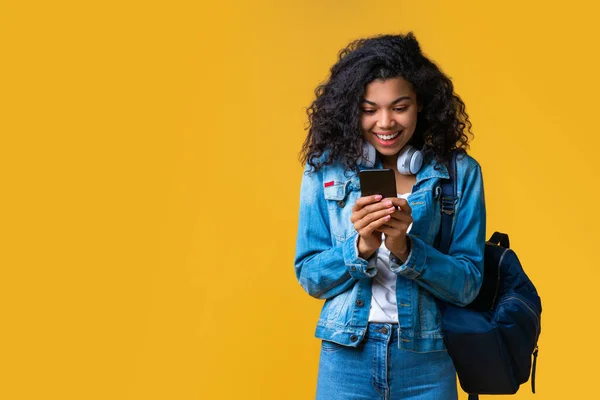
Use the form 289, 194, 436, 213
498, 295, 540, 337
498, 295, 541, 394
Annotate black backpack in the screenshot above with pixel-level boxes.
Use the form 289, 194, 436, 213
436, 154, 542, 400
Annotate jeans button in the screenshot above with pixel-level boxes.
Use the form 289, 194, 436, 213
350, 335, 358, 342
355, 299, 364, 307
381, 327, 389, 334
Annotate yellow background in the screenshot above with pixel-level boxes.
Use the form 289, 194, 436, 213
2, 0, 599, 399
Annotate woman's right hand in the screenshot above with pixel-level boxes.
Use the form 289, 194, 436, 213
350, 195, 397, 259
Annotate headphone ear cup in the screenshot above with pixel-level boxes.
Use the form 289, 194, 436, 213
396, 145, 424, 175
409, 150, 423, 174
359, 141, 376, 168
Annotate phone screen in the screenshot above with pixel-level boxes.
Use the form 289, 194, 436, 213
359, 169, 397, 198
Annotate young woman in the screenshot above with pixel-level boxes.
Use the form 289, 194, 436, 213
294, 33, 486, 399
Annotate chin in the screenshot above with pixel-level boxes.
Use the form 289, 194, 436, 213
375, 145, 403, 157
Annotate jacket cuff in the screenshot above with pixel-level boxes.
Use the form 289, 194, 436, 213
388, 234, 426, 279
342, 233, 378, 279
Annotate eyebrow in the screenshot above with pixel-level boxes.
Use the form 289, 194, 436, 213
361, 96, 411, 106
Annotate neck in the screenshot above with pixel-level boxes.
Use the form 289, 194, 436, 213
381, 153, 398, 170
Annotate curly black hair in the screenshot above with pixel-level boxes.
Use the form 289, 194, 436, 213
300, 32, 472, 172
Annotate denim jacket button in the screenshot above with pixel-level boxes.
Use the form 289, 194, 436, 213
350, 335, 358, 342
355, 299, 364, 307
350, 266, 357, 271
337, 200, 345, 208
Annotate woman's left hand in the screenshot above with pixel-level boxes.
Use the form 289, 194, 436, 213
377, 197, 413, 262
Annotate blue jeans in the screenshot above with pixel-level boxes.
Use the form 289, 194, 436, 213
316, 323, 458, 400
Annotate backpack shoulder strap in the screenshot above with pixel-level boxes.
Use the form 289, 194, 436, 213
438, 152, 458, 254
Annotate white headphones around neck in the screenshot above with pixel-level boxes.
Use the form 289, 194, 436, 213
360, 141, 424, 175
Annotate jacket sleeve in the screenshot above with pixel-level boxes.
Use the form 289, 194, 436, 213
294, 165, 378, 300
388, 162, 486, 306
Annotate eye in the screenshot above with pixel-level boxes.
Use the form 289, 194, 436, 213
394, 107, 408, 112
362, 109, 376, 115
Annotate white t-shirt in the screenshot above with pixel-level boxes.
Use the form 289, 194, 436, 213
368, 193, 412, 323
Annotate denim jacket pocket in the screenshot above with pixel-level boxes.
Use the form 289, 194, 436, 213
324, 182, 347, 203
320, 289, 352, 321
406, 190, 433, 241
323, 179, 359, 242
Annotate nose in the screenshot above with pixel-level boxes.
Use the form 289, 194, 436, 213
376, 110, 395, 129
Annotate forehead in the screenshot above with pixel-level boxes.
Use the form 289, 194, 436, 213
363, 77, 415, 101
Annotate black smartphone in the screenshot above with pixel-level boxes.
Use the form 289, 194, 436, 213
359, 169, 397, 198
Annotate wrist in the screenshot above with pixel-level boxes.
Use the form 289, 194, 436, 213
357, 237, 377, 260
393, 237, 411, 262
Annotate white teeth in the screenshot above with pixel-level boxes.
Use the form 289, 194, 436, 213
376, 132, 400, 140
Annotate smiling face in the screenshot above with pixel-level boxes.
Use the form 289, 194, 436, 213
360, 77, 420, 165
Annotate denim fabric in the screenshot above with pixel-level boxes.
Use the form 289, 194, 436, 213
294, 153, 486, 352
316, 323, 458, 400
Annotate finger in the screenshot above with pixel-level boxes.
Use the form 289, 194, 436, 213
376, 223, 404, 236
352, 194, 383, 212
387, 197, 412, 215
389, 210, 413, 224
353, 205, 396, 231
359, 214, 392, 237
351, 198, 394, 223
377, 216, 411, 234
381, 217, 401, 230
363, 199, 395, 215
376, 224, 396, 234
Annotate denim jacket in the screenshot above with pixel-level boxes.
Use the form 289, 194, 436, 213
294, 152, 486, 352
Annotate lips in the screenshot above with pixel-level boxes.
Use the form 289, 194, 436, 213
373, 131, 401, 145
